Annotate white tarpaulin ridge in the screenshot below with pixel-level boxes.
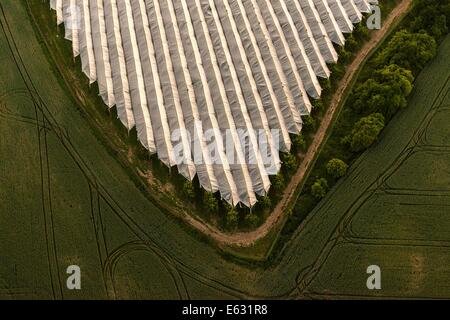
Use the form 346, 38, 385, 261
51, 0, 370, 207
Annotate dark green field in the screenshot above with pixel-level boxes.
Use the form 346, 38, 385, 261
1, 0, 449, 299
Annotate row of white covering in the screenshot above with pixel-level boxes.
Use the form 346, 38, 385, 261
49, 0, 371, 207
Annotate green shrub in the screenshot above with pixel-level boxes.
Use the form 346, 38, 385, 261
244, 213, 260, 229
311, 178, 329, 200
203, 191, 219, 214
350, 113, 385, 152
330, 64, 346, 80
292, 133, 306, 151
281, 152, 297, 175
302, 115, 316, 132
182, 180, 195, 200
326, 159, 349, 179
351, 64, 414, 118
345, 35, 358, 52
225, 205, 239, 231
259, 196, 272, 210
271, 173, 285, 192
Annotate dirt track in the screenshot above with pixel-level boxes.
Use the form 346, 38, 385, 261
182, 0, 414, 247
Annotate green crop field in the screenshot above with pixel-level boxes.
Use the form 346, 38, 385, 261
0, 0, 449, 299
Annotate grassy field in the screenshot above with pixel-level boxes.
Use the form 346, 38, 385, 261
279, 33, 450, 298
0, 0, 449, 299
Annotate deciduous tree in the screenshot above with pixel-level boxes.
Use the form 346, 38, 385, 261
350, 113, 385, 152
375, 30, 437, 73
326, 158, 349, 179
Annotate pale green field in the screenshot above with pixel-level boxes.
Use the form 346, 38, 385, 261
0, 0, 449, 299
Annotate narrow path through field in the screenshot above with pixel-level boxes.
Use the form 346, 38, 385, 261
185, 0, 414, 246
